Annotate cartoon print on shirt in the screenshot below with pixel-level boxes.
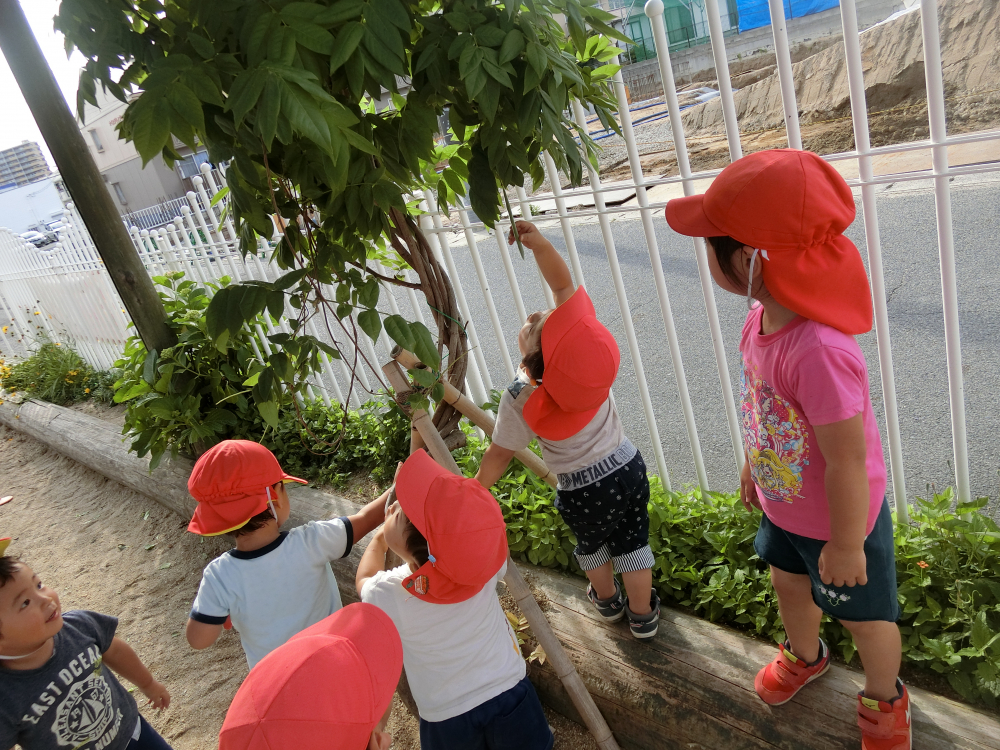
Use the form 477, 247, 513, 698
741, 358, 810, 503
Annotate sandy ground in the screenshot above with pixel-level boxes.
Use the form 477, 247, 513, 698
0, 424, 595, 750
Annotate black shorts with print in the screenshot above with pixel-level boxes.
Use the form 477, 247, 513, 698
554, 450, 653, 572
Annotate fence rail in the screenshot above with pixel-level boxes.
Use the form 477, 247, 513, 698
0, 0, 994, 512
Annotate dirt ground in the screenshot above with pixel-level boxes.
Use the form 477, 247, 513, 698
0, 424, 595, 750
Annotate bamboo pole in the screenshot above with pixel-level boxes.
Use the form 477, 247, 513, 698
381, 355, 620, 750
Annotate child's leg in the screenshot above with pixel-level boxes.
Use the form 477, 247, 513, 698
840, 619, 902, 701
770, 567, 823, 662
621, 568, 653, 616
584, 560, 617, 600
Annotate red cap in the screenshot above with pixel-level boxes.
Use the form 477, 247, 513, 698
219, 603, 402, 750
665, 149, 873, 335
522, 287, 620, 440
187, 440, 307, 536
396, 450, 508, 604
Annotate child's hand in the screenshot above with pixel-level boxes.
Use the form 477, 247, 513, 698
508, 221, 546, 253
738, 458, 761, 512
818, 542, 868, 588
140, 679, 171, 710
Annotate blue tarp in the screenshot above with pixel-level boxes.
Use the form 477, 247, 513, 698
736, 0, 839, 32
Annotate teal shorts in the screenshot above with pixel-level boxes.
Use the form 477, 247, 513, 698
754, 498, 900, 623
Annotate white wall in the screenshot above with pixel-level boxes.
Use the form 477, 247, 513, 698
0, 178, 64, 234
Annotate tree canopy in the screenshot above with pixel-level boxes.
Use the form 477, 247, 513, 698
57, 0, 625, 433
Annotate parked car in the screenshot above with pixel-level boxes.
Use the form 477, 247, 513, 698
19, 231, 55, 248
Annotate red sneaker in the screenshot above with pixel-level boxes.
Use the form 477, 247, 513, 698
754, 639, 830, 705
857, 681, 911, 750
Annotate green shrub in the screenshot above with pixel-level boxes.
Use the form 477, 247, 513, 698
268, 399, 411, 488
0, 342, 113, 406
454, 427, 1000, 708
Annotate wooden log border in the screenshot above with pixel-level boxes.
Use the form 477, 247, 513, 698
1, 399, 997, 750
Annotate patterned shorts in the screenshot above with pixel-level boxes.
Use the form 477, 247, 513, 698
555, 451, 655, 573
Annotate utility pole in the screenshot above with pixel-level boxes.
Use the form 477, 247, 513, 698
0, 0, 176, 353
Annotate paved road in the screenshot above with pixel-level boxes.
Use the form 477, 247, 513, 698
390, 172, 1000, 514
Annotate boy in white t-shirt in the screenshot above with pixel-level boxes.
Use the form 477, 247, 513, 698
357, 450, 552, 750
184, 440, 386, 668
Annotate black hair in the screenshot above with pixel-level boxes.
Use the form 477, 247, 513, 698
229, 484, 280, 538
522, 348, 545, 383
0, 555, 23, 640
0, 556, 19, 589
398, 509, 430, 568
707, 236, 750, 288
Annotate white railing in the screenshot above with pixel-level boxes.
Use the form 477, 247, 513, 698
0, 0, 994, 510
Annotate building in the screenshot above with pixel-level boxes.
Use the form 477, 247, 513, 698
0, 178, 65, 235
605, 0, 739, 64
78, 87, 212, 218
0, 141, 52, 189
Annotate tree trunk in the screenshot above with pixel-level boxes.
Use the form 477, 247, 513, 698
388, 208, 468, 442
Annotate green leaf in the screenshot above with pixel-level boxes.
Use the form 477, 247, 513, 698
313, 0, 365, 25
499, 30, 525, 64
257, 77, 281, 148
257, 399, 280, 428
358, 309, 382, 340
286, 18, 336, 54
226, 69, 267, 124
131, 97, 173, 164
384, 315, 416, 351
409, 368, 437, 387
431, 382, 445, 402
166, 83, 205, 134
372, 0, 410, 32
187, 33, 216, 60
329, 22, 365, 73
281, 84, 334, 154
142, 349, 159, 386
410, 322, 440, 369
474, 25, 506, 47
526, 43, 547, 76
468, 144, 499, 226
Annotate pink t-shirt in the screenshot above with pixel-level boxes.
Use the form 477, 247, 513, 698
739, 306, 886, 540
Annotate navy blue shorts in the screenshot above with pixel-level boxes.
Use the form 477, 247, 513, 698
754, 498, 900, 622
127, 715, 174, 750
555, 451, 655, 573
419, 677, 553, 750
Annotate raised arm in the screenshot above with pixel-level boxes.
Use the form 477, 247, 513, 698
510, 221, 575, 306
103, 637, 171, 709
348, 491, 390, 541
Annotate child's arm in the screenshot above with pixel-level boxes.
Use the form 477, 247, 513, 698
475, 442, 516, 489
102, 637, 171, 709
510, 221, 575, 306
356, 527, 389, 596
814, 414, 870, 588
738, 450, 761, 511
347, 491, 389, 542
185, 619, 224, 650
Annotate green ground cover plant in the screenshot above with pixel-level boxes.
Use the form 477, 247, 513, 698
0, 341, 115, 406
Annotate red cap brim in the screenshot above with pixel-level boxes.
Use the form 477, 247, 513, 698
664, 194, 724, 238
522, 386, 602, 441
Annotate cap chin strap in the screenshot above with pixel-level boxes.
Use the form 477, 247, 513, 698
746, 249, 769, 310
265, 486, 278, 521
0, 642, 46, 660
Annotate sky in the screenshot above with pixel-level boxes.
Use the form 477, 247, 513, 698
0, 0, 86, 166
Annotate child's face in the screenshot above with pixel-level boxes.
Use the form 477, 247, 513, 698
518, 309, 553, 359
0, 564, 63, 656
382, 496, 413, 566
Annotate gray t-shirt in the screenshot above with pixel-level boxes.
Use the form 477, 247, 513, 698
492, 371, 626, 477
0, 610, 138, 750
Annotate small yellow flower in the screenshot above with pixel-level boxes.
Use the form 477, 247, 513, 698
33, 311, 39, 315
85, 388, 90, 394
2, 327, 6, 333
55, 343, 61, 347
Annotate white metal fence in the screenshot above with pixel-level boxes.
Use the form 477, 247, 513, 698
0, 0, 996, 515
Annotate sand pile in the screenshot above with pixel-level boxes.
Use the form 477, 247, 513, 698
680, 0, 1000, 146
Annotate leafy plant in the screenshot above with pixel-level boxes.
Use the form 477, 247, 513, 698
58, 0, 628, 446
112, 272, 335, 468
453, 423, 1000, 707
267, 398, 411, 487
0, 341, 112, 406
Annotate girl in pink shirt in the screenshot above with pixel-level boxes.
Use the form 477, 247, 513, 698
667, 149, 909, 750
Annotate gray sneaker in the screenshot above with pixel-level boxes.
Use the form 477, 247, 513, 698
587, 580, 626, 622
626, 590, 660, 639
